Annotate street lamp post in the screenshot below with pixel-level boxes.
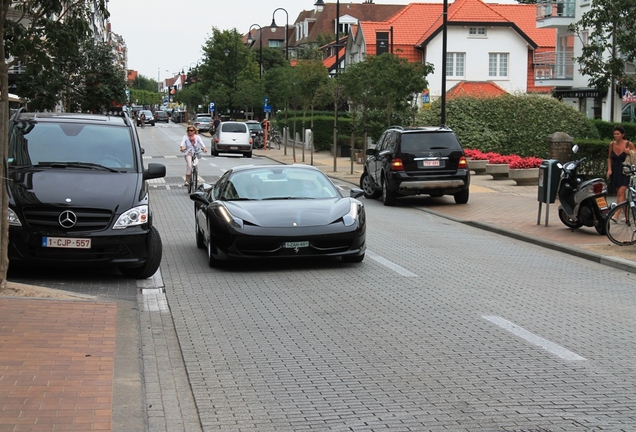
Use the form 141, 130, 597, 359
247, 24, 263, 79
270, 8, 289, 60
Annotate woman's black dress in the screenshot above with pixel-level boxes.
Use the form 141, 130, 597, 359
610, 150, 629, 188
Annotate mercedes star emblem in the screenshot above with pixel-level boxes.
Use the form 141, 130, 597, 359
58, 210, 78, 229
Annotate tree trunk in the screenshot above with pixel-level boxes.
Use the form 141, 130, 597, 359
0, 60, 10, 289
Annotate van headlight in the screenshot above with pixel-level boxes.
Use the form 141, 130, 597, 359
8, 208, 22, 226
113, 205, 149, 229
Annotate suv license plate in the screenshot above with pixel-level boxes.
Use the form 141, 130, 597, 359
284, 241, 309, 248
422, 160, 440, 167
42, 237, 91, 249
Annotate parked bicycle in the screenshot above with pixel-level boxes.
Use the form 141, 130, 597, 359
267, 127, 282, 150
605, 162, 636, 245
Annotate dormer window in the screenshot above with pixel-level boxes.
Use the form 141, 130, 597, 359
469, 27, 487, 38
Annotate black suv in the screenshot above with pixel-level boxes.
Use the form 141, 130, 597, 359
7, 111, 167, 278
360, 126, 470, 205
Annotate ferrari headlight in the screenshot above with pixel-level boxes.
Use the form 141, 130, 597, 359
343, 202, 359, 227
113, 205, 149, 229
8, 208, 22, 227
218, 205, 244, 230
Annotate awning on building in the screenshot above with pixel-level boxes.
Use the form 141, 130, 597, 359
8, 93, 20, 103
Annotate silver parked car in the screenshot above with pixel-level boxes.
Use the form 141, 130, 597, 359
193, 115, 211, 132
211, 121, 253, 158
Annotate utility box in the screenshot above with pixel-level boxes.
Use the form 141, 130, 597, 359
538, 159, 560, 203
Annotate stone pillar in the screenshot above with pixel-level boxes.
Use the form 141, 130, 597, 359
547, 132, 574, 163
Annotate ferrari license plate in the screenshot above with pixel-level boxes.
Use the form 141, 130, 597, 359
596, 196, 608, 209
42, 237, 91, 249
284, 241, 309, 248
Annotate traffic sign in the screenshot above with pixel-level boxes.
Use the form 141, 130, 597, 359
209, 102, 215, 113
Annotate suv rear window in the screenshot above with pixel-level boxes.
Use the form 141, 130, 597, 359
400, 132, 462, 153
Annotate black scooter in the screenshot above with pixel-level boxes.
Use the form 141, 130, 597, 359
557, 146, 609, 235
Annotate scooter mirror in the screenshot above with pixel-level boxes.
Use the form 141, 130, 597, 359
572, 144, 579, 154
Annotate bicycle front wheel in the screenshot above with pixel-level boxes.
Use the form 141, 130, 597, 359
605, 201, 636, 246
273, 136, 281, 150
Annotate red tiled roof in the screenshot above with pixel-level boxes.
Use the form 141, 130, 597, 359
357, 0, 554, 51
447, 81, 507, 98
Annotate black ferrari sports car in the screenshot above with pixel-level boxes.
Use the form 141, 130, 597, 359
189, 164, 366, 266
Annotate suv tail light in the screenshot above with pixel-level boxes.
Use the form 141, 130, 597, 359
458, 156, 467, 170
390, 158, 404, 171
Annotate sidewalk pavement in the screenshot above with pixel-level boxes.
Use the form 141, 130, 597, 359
2, 143, 636, 432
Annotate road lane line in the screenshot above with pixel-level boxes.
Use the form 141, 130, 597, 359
367, 250, 418, 277
483, 315, 587, 361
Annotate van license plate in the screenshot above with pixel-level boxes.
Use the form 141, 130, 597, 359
42, 237, 91, 249
284, 241, 309, 248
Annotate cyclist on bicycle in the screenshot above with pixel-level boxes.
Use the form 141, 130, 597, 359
179, 126, 207, 187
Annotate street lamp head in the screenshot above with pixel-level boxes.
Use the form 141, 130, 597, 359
224, 48, 230, 57
314, 0, 325, 5
270, 17, 278, 30
247, 34, 254, 45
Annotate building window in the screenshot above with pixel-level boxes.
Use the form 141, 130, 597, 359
469, 27, 487, 37
338, 22, 350, 35
268, 40, 283, 48
446, 53, 465, 77
489, 53, 508, 77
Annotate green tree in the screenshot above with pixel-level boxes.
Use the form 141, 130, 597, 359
200, 28, 254, 118
569, 0, 636, 92
365, 53, 432, 126
130, 74, 159, 92
78, 41, 128, 112
1, 0, 109, 287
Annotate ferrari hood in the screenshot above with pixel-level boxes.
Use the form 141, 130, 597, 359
9, 168, 140, 210
225, 198, 352, 227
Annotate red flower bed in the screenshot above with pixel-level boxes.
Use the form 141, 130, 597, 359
488, 154, 518, 165
465, 149, 489, 160
510, 156, 543, 169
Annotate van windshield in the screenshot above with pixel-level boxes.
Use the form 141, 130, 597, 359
8, 122, 136, 170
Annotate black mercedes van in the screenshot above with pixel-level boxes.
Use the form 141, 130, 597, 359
6, 111, 166, 279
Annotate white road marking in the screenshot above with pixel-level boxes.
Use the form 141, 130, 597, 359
483, 315, 587, 361
367, 250, 418, 277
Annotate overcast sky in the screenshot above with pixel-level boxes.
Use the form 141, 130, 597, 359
106, 0, 419, 82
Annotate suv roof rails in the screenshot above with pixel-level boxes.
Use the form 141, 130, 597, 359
388, 125, 404, 130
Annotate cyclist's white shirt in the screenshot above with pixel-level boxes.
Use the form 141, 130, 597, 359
180, 134, 206, 156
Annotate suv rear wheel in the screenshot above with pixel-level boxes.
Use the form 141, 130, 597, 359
454, 188, 469, 204
382, 177, 397, 206
360, 172, 381, 199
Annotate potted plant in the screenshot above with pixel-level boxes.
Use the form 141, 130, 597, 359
485, 154, 516, 179
464, 149, 491, 174
508, 156, 543, 186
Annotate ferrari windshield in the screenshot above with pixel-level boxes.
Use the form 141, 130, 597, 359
221, 167, 340, 200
